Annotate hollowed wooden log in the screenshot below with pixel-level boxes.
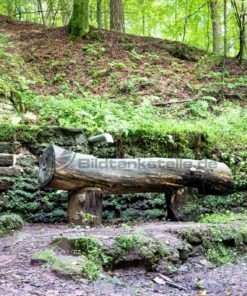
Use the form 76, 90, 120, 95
39, 145, 234, 195
38, 145, 234, 225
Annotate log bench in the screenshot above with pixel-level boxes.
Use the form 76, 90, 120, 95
38, 145, 234, 225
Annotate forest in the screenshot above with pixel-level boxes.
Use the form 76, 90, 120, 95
0, 0, 246, 295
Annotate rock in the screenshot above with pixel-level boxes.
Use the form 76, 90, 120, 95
0, 142, 22, 154
198, 258, 213, 269
177, 264, 189, 273
156, 261, 178, 275
153, 276, 166, 285
0, 154, 14, 167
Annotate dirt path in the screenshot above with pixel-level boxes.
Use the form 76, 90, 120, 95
0, 223, 247, 296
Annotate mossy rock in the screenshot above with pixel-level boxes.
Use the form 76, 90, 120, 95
0, 213, 24, 236
52, 234, 180, 273
31, 250, 101, 280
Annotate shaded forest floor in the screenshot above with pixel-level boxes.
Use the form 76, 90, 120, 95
1, 222, 247, 296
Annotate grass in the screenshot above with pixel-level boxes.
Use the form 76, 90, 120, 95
200, 211, 247, 224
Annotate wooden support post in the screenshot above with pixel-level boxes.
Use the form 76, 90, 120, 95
165, 187, 198, 221
68, 187, 103, 226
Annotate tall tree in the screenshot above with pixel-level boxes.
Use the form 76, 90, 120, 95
97, 0, 102, 29
103, 0, 108, 29
37, 0, 46, 25
68, 0, 89, 38
182, 0, 189, 43
110, 0, 125, 32
231, 0, 246, 64
210, 0, 222, 54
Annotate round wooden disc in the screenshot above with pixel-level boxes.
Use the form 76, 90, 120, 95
38, 145, 55, 187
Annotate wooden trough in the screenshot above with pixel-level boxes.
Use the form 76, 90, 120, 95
38, 145, 234, 225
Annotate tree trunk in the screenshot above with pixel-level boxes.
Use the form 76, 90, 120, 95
210, 0, 222, 54
39, 145, 234, 195
68, 188, 103, 225
238, 0, 246, 64
182, 0, 189, 43
110, 0, 125, 32
223, 0, 227, 58
104, 0, 108, 29
37, 0, 46, 25
68, 0, 89, 38
97, 0, 102, 29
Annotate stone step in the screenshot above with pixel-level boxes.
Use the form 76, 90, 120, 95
0, 154, 14, 167
0, 142, 21, 153
0, 167, 22, 177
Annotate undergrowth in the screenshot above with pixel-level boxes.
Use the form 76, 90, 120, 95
0, 213, 24, 237
183, 225, 247, 265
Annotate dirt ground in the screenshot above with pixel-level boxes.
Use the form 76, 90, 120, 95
0, 222, 247, 296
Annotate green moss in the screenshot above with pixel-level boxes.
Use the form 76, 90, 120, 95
69, 0, 89, 39
0, 124, 15, 141
32, 250, 100, 280
0, 213, 24, 236
1, 155, 68, 223
32, 250, 56, 263
113, 234, 169, 269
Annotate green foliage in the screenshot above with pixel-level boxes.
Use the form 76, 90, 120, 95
83, 43, 105, 58
109, 61, 126, 70
117, 76, 157, 94
183, 225, 247, 265
103, 193, 166, 222
181, 200, 201, 220
129, 49, 144, 61
114, 234, 143, 256
206, 244, 237, 265
194, 54, 222, 79
33, 250, 56, 264
113, 234, 167, 269
200, 211, 247, 224
71, 237, 110, 267
187, 100, 209, 118
200, 192, 247, 213
74, 211, 96, 224
61, 236, 110, 279
0, 33, 36, 113
0, 213, 24, 236
1, 155, 68, 223
0, 15, 246, 225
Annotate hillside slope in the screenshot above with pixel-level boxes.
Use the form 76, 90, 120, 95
0, 14, 246, 101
